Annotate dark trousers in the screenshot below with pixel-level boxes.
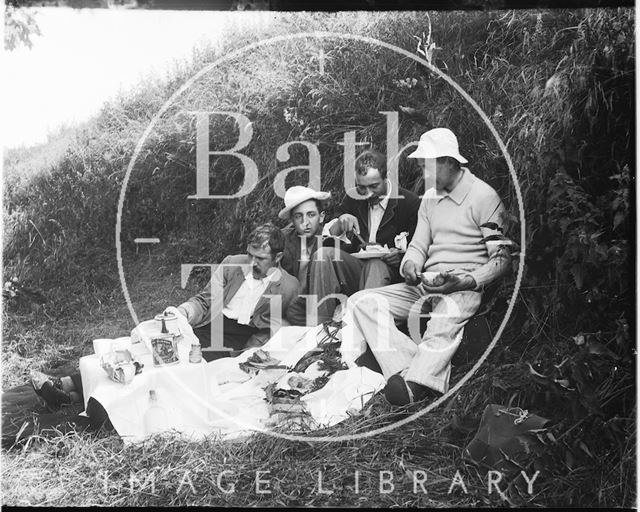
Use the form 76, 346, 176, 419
65, 373, 112, 430
287, 247, 402, 326
193, 315, 261, 362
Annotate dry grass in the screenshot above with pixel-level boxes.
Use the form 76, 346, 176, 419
0, 395, 520, 507
2, 255, 634, 507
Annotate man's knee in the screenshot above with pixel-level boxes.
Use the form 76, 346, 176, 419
363, 259, 387, 271
349, 289, 371, 304
348, 288, 387, 314
360, 259, 393, 288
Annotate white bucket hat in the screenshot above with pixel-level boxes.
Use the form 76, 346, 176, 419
408, 128, 468, 164
278, 186, 331, 219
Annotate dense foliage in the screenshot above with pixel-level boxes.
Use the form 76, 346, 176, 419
3, 9, 634, 506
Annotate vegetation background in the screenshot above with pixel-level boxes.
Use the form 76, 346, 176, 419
2, 8, 634, 507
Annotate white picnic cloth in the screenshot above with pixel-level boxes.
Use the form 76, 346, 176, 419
80, 323, 385, 444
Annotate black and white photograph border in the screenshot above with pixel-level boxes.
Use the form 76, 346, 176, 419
2, 0, 636, 507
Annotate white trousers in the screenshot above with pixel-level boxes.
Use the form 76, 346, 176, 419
341, 283, 482, 393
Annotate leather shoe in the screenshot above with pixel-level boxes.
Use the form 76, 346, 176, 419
30, 370, 71, 411
384, 374, 440, 406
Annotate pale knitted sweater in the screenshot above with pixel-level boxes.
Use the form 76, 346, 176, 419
400, 168, 510, 289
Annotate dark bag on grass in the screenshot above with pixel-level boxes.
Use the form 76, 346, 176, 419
463, 404, 550, 474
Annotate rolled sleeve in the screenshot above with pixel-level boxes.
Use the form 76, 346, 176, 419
464, 197, 512, 289
460, 250, 511, 291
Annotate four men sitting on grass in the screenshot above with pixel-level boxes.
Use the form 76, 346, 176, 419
31, 127, 511, 414
168, 128, 510, 407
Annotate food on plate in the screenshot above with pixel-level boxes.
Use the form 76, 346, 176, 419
421, 271, 447, 287
364, 244, 387, 252
352, 244, 390, 258
239, 349, 287, 374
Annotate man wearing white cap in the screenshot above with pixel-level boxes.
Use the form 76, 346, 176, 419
278, 186, 365, 326
343, 128, 511, 406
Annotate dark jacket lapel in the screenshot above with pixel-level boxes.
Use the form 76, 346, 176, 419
282, 227, 321, 278
356, 199, 370, 241
378, 196, 398, 232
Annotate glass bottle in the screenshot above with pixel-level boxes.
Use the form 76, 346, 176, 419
189, 343, 202, 363
143, 389, 169, 436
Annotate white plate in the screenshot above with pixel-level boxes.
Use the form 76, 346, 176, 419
352, 249, 390, 260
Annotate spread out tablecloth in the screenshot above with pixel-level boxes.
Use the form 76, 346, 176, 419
79, 324, 385, 444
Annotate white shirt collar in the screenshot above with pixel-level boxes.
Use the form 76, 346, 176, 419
244, 267, 279, 284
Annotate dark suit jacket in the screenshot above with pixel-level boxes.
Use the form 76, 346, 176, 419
179, 254, 300, 332
338, 186, 421, 253
280, 226, 343, 279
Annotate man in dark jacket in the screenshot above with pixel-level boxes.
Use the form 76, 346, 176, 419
279, 186, 363, 326
328, 149, 421, 289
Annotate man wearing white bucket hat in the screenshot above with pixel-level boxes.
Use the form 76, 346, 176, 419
343, 128, 512, 406
278, 185, 375, 326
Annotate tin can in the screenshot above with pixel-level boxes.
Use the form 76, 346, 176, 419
150, 334, 179, 366
189, 344, 202, 364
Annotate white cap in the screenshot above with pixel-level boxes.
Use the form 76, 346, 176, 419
278, 186, 331, 219
408, 128, 468, 163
